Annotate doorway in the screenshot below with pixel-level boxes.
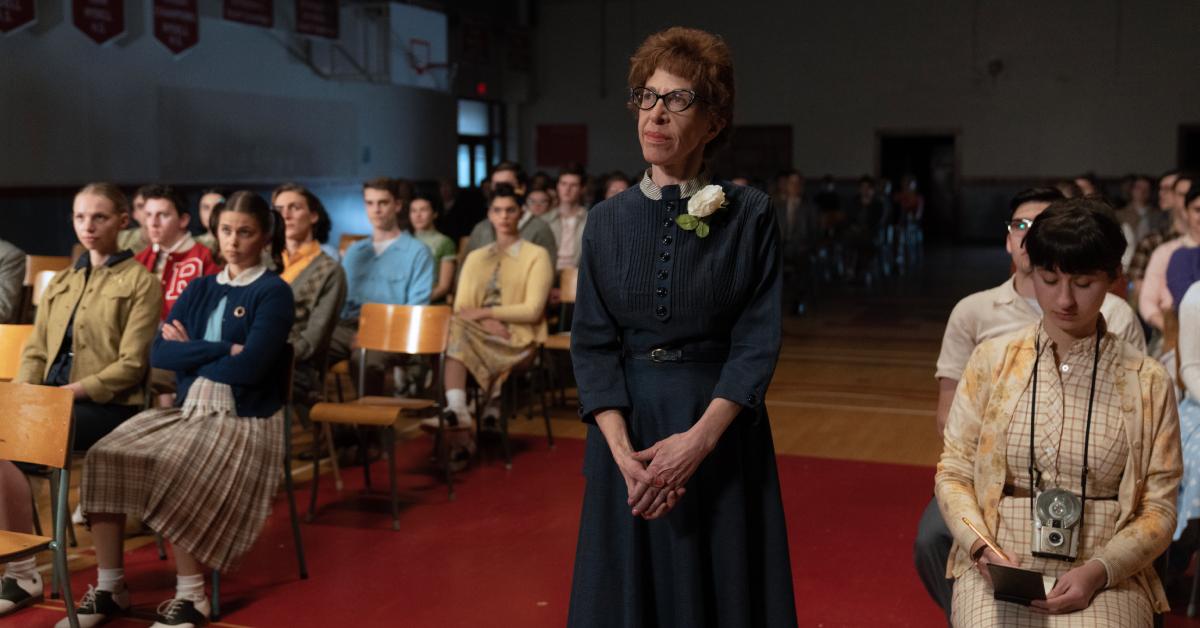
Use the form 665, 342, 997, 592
877, 132, 958, 243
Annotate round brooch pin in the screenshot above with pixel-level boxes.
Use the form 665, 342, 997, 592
233, 306, 246, 318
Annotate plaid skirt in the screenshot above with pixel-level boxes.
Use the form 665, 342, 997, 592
81, 377, 285, 572
446, 317, 532, 396
951, 496, 1154, 627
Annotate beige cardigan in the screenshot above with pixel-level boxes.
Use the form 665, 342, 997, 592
935, 323, 1181, 612
455, 241, 553, 349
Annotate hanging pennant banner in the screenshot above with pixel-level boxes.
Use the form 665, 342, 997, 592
224, 0, 272, 28
153, 0, 198, 54
295, 0, 337, 39
73, 0, 124, 45
0, 0, 36, 34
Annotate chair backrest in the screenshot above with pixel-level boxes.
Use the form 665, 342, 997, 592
559, 268, 579, 304
338, 233, 368, 258
0, 381, 74, 468
31, 270, 57, 307
23, 255, 70, 286
358, 304, 452, 355
0, 324, 34, 381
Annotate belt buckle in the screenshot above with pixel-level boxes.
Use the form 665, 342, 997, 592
649, 348, 668, 363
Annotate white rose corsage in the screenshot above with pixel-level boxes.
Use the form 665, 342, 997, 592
675, 184, 727, 239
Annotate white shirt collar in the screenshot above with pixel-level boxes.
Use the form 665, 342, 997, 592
216, 263, 267, 287
152, 233, 195, 255
491, 240, 522, 259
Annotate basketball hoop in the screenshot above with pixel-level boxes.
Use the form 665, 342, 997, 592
402, 36, 454, 89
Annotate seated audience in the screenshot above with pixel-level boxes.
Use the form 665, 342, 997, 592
1139, 173, 1195, 332
0, 238, 24, 324
1165, 185, 1200, 307
62, 191, 294, 628
272, 183, 347, 407
602, 171, 631, 199
116, 185, 152, 251
0, 183, 160, 619
524, 188, 552, 219
542, 165, 589, 270
936, 198, 1179, 625
328, 177, 434, 389
1127, 171, 1182, 294
914, 187, 1145, 620
464, 162, 558, 263
1116, 175, 1166, 270
135, 185, 219, 320
420, 184, 553, 458
409, 194, 456, 304
195, 188, 227, 254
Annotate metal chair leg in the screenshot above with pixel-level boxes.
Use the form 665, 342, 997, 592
500, 382, 513, 470
211, 571, 221, 621
306, 424, 322, 522
323, 422, 343, 491
539, 361, 555, 450
386, 427, 399, 531
283, 416, 309, 579
155, 532, 167, 560
28, 478, 42, 536
1189, 549, 1200, 617
54, 538, 79, 628
359, 427, 372, 490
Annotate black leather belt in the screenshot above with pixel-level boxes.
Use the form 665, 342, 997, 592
625, 348, 729, 363
1003, 485, 1117, 500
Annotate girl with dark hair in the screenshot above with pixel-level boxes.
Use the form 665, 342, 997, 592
409, 193, 457, 303
937, 199, 1181, 626
61, 191, 295, 628
195, 188, 228, 254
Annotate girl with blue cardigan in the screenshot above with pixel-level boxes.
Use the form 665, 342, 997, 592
63, 192, 294, 628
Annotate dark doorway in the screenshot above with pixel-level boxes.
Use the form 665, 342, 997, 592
1180, 124, 1200, 172
711, 125, 793, 183
877, 132, 958, 243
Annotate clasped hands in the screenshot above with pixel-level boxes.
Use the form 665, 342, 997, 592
617, 430, 713, 521
972, 541, 1107, 615
456, 307, 510, 340
161, 320, 243, 355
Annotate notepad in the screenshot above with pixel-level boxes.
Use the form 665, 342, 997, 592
986, 563, 1057, 605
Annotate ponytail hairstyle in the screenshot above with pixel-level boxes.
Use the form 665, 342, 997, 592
212, 191, 286, 270
76, 182, 131, 215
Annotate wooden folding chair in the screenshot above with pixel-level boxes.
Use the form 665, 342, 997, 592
19, 256, 69, 323
308, 304, 452, 524
542, 267, 577, 405
337, 233, 368, 258
0, 382, 80, 628
0, 324, 34, 381
210, 344, 308, 620
30, 270, 57, 308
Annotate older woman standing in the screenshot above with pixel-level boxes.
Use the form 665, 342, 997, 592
568, 27, 796, 627
937, 199, 1180, 626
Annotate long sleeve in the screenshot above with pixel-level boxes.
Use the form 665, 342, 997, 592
79, 271, 162, 403
406, 244, 434, 305
934, 297, 979, 381
1092, 364, 1181, 586
711, 202, 782, 409
0, 244, 24, 323
152, 282, 231, 372
15, 272, 60, 384
1138, 244, 1174, 324
489, 246, 553, 324
197, 285, 294, 386
292, 265, 346, 363
571, 224, 630, 423
935, 343, 995, 562
1180, 290, 1200, 394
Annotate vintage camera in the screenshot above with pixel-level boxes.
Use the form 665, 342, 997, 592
1032, 488, 1083, 561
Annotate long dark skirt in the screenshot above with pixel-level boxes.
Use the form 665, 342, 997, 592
568, 359, 798, 628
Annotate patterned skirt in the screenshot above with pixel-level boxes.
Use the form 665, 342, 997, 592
951, 497, 1153, 627
1176, 394, 1200, 539
446, 317, 532, 396
81, 377, 285, 572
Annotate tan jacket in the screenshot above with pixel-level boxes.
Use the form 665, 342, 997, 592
935, 324, 1181, 612
17, 255, 162, 406
455, 241, 553, 349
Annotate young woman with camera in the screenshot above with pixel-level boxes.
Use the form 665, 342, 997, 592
935, 198, 1181, 626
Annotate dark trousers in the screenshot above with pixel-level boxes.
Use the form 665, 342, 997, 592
913, 496, 954, 626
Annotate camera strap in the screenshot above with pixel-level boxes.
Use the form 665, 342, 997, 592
1028, 328, 1102, 526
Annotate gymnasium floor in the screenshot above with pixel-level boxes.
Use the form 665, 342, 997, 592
15, 246, 1200, 626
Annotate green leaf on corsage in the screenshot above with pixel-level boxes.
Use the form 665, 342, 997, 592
676, 214, 699, 231
695, 221, 710, 238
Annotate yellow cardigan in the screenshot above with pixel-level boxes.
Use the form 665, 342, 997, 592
18, 256, 161, 406
455, 241, 553, 349
935, 323, 1181, 612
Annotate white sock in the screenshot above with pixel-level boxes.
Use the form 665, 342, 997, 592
445, 389, 467, 413
4, 557, 37, 584
175, 573, 205, 602
96, 567, 124, 593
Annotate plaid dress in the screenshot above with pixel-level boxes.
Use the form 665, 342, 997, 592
951, 330, 1153, 627
81, 376, 285, 572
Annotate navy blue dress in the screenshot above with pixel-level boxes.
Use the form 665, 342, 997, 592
568, 180, 797, 627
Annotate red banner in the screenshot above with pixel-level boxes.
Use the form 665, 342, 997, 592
224, 0, 272, 28
153, 0, 197, 54
72, 0, 124, 45
0, 0, 36, 33
295, 0, 336, 39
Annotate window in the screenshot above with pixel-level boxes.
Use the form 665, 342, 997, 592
456, 99, 506, 188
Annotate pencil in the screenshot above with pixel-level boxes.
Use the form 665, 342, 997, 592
962, 517, 1008, 562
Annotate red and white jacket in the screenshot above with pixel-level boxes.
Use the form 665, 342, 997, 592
135, 235, 220, 319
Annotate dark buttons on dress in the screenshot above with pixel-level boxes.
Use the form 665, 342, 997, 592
662, 219, 673, 228
655, 305, 667, 317
659, 252, 670, 262
661, 236, 673, 246
657, 270, 668, 280
656, 287, 667, 297
665, 202, 675, 211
